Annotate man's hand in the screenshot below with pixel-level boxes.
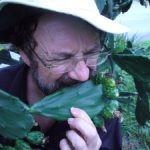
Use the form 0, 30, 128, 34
59, 107, 101, 150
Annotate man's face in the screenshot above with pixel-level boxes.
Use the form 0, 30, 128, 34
30, 13, 101, 95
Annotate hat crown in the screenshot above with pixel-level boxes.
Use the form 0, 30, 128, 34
0, 0, 98, 10
0, 0, 129, 34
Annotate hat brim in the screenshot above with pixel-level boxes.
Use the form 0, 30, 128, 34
0, 0, 129, 34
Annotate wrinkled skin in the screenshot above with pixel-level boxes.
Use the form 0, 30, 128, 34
20, 12, 102, 150
59, 107, 101, 150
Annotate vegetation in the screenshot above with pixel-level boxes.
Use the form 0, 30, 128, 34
0, 0, 150, 149
95, 2, 150, 149
114, 35, 150, 149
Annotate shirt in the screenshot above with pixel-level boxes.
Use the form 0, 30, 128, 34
0, 63, 122, 150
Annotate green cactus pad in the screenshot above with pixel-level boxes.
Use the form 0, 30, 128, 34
92, 116, 104, 128
103, 87, 119, 99
30, 80, 105, 121
103, 77, 116, 88
3, 146, 16, 150
102, 100, 119, 119
26, 131, 45, 145
15, 139, 32, 150
0, 90, 35, 139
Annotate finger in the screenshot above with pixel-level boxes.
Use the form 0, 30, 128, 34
69, 107, 101, 149
59, 138, 72, 150
68, 117, 100, 148
70, 107, 94, 125
66, 130, 87, 150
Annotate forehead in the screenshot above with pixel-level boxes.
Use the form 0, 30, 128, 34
33, 13, 100, 54
37, 12, 98, 29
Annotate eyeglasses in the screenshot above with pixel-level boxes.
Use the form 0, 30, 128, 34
32, 50, 111, 74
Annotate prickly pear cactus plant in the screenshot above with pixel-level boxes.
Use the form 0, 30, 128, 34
0, 72, 120, 149
29, 80, 105, 121
26, 131, 45, 145
0, 90, 35, 139
15, 139, 32, 150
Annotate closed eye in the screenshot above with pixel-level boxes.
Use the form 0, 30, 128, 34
84, 49, 100, 56
47, 53, 73, 62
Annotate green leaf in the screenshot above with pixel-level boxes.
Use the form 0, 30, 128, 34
96, 0, 106, 13
92, 116, 104, 128
107, 0, 113, 19
134, 79, 150, 125
119, 0, 133, 13
0, 44, 12, 51
113, 54, 150, 83
3, 146, 16, 150
15, 139, 32, 150
0, 44, 5, 51
102, 100, 119, 119
0, 90, 35, 139
0, 3, 7, 11
26, 131, 45, 145
139, 0, 147, 5
30, 80, 105, 121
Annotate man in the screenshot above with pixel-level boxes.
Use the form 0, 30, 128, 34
0, 0, 128, 149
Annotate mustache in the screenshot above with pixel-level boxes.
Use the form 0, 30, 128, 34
31, 61, 96, 95
56, 68, 96, 87
42, 68, 96, 95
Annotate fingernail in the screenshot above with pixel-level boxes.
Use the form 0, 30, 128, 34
68, 118, 74, 125
71, 107, 79, 115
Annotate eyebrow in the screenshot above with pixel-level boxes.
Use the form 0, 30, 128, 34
47, 41, 101, 60
44, 51, 76, 62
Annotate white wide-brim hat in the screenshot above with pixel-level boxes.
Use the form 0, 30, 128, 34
0, 0, 129, 34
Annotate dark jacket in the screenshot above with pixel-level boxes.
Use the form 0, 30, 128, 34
0, 63, 122, 150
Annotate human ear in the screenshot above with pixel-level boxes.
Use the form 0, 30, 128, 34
19, 50, 31, 66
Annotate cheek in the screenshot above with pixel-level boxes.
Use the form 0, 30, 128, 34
36, 64, 63, 82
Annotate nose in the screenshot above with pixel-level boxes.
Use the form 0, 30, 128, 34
68, 60, 90, 81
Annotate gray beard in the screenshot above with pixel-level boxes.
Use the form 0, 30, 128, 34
33, 72, 79, 95
30, 62, 96, 95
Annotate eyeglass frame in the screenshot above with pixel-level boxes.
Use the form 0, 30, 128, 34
31, 46, 111, 73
